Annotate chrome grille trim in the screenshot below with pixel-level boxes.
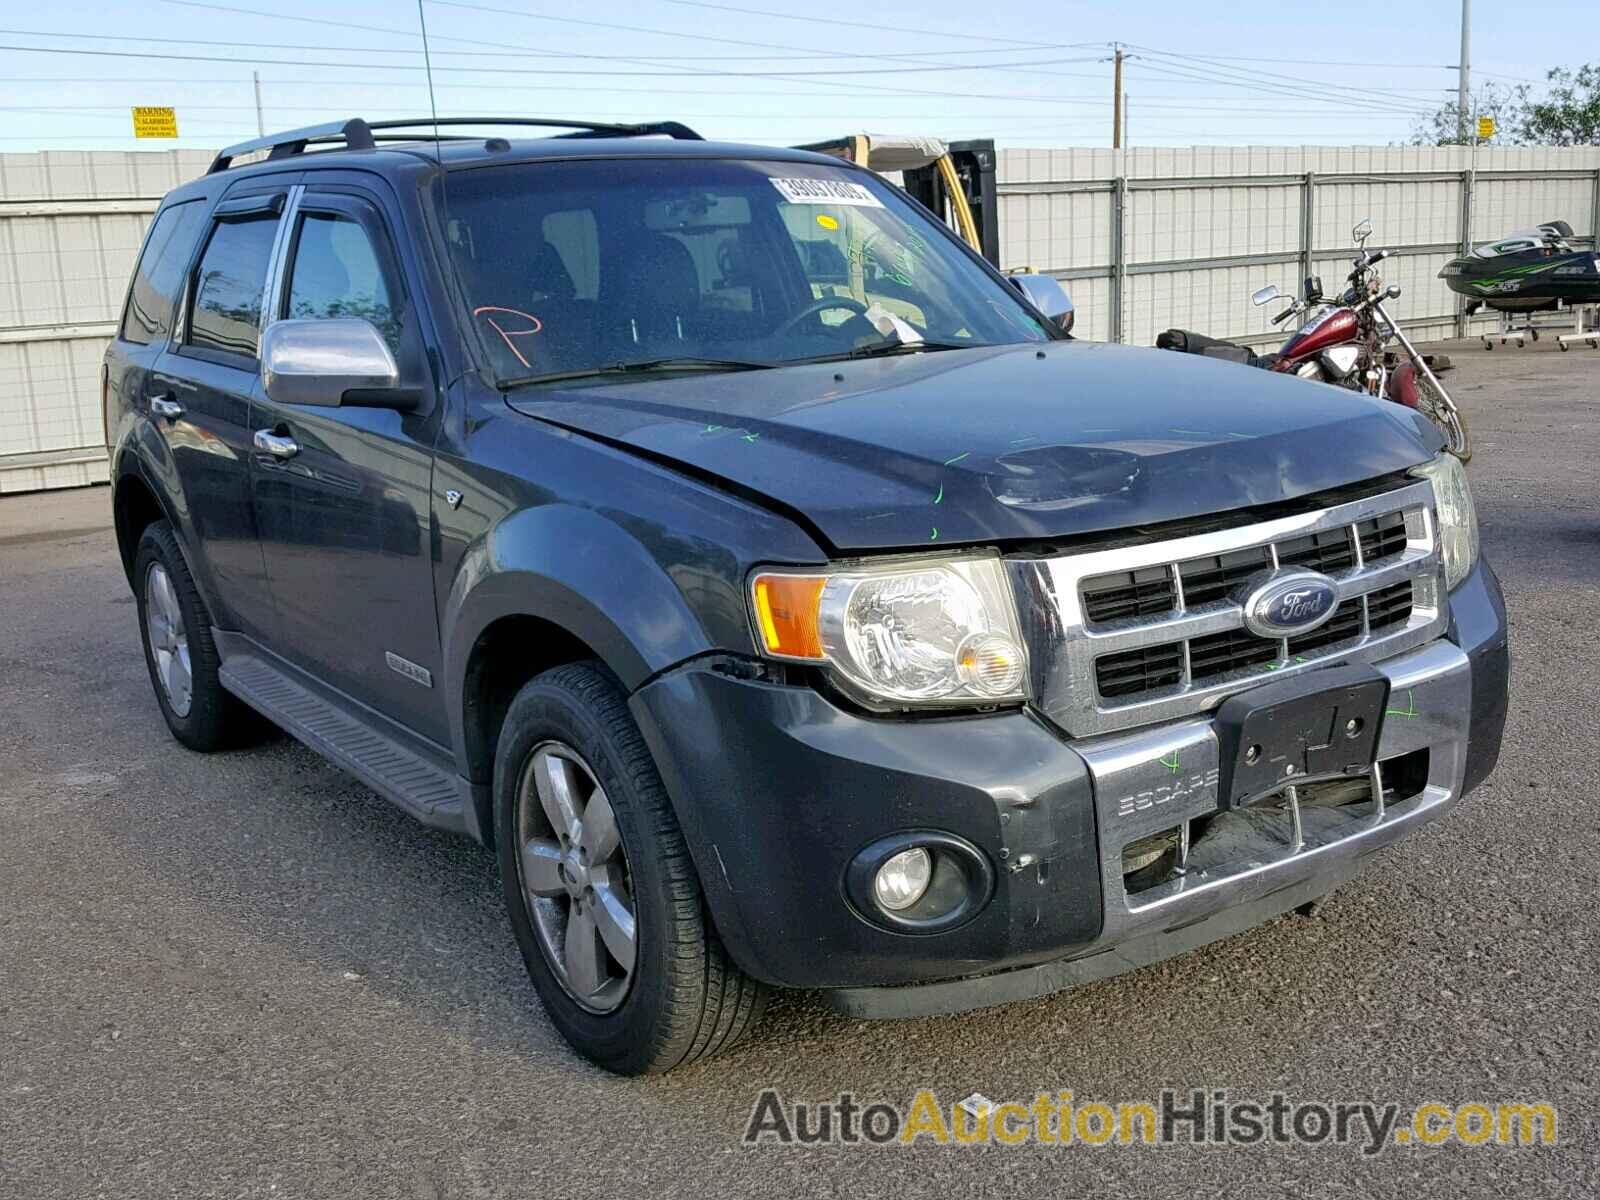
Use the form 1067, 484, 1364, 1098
1009, 481, 1448, 737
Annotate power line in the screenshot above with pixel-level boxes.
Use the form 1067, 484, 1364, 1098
0, 23, 1107, 63
651, 0, 1074, 49
1132, 60, 1435, 117
1128, 46, 1443, 113
0, 40, 1107, 77
424, 0, 1101, 82
135, 0, 1136, 107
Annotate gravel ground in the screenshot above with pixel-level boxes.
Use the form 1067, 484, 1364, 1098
2, 339, 1596, 1198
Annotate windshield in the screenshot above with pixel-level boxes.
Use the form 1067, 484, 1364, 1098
441, 157, 1049, 384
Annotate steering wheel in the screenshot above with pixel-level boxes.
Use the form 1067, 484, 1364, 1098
772, 296, 870, 340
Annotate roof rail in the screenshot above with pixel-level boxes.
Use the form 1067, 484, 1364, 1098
208, 117, 703, 173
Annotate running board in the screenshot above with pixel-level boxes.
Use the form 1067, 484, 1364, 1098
216, 637, 474, 838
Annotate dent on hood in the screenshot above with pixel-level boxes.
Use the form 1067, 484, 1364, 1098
983, 443, 1144, 512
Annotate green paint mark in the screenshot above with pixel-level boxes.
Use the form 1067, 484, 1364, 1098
1160, 751, 1181, 775
933, 483, 944, 505
702, 424, 722, 433
741, 432, 760, 443
1009, 435, 1038, 445
943, 451, 970, 466
930, 526, 939, 541
1386, 690, 1420, 719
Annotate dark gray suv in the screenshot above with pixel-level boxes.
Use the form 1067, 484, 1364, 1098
104, 117, 1510, 1074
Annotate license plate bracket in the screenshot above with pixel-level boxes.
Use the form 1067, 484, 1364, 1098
1214, 664, 1389, 810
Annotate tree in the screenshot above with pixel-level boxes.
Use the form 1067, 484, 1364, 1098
1520, 64, 1600, 146
1409, 81, 1527, 146
1409, 64, 1600, 146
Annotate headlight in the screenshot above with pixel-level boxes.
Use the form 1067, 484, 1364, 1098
749, 555, 1028, 707
1411, 454, 1479, 590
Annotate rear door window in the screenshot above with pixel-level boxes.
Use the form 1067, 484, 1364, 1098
187, 213, 280, 360
120, 200, 206, 345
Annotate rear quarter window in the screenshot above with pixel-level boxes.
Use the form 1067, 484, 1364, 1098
119, 200, 206, 345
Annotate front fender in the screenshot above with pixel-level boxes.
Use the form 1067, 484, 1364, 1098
441, 503, 719, 775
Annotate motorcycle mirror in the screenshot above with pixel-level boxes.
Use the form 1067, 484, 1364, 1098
1353, 218, 1373, 246
1251, 284, 1281, 307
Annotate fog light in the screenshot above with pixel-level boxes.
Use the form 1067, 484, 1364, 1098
873, 847, 933, 911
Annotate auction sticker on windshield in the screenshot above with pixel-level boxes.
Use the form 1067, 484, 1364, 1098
770, 177, 884, 207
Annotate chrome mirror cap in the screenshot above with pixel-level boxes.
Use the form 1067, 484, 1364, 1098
1251, 284, 1281, 307
1007, 272, 1075, 334
261, 318, 399, 408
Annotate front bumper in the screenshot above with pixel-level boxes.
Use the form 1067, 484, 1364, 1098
629, 557, 1509, 1014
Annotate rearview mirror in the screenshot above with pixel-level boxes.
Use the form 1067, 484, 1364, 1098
1008, 272, 1075, 334
1251, 284, 1281, 307
1353, 218, 1373, 246
262, 318, 403, 408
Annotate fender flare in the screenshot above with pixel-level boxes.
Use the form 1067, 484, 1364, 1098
440, 503, 716, 777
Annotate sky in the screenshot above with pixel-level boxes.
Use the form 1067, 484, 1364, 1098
0, 0, 1586, 152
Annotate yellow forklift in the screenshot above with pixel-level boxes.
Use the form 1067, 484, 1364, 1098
795, 134, 999, 266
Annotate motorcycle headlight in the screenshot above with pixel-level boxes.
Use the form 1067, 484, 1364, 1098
1411, 454, 1479, 590
749, 555, 1028, 707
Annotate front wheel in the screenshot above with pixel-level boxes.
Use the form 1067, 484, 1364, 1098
1416, 375, 1471, 462
494, 663, 767, 1074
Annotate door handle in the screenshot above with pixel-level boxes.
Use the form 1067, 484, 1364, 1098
253, 428, 300, 460
150, 396, 183, 422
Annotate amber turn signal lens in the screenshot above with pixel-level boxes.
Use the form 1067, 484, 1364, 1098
751, 573, 827, 660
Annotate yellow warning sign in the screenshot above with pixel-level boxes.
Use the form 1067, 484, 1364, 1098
1477, 115, 1496, 140
132, 107, 178, 139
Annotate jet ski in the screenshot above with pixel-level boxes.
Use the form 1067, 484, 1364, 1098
1440, 221, 1600, 313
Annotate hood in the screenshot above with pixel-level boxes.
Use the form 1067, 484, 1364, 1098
506, 341, 1441, 552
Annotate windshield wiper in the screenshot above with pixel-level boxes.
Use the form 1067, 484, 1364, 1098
499, 356, 775, 389
799, 338, 978, 365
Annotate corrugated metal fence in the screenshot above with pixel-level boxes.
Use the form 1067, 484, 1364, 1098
2, 144, 1597, 493
0, 150, 210, 493
994, 144, 1600, 346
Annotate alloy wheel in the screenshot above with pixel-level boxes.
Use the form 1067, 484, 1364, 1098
515, 741, 637, 1014
144, 562, 193, 718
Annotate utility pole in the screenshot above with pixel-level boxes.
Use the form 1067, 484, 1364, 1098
1457, 0, 1471, 141
253, 70, 265, 136
1112, 44, 1124, 149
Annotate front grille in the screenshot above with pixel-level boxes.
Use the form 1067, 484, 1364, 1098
1082, 510, 1413, 624
1095, 580, 1419, 700
1081, 566, 1176, 623
1021, 480, 1449, 737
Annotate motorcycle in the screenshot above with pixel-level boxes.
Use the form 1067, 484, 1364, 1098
1158, 219, 1471, 461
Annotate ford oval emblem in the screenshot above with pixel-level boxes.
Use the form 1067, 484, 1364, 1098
1241, 570, 1339, 638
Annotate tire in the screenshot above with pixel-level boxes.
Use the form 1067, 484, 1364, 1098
1416, 375, 1471, 463
133, 520, 249, 752
494, 662, 768, 1075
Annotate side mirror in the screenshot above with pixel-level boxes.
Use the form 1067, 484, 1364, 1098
1008, 272, 1075, 334
1251, 284, 1281, 307
261, 318, 405, 408
1353, 218, 1373, 246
